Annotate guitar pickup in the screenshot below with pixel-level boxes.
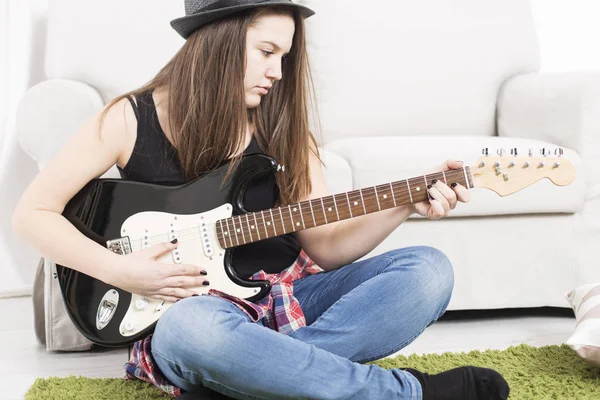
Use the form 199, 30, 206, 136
200, 221, 214, 258
169, 232, 182, 264
172, 246, 182, 264
166, 216, 183, 264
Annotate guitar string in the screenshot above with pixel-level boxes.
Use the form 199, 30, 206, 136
127, 189, 421, 248
125, 169, 469, 249
124, 170, 470, 248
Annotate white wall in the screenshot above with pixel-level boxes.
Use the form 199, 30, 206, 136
532, 0, 600, 72
0, 0, 47, 298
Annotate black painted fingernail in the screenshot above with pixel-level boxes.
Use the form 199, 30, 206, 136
202, 281, 210, 286
427, 184, 432, 189
192, 294, 199, 297
200, 270, 207, 275
432, 179, 438, 185
429, 195, 434, 201
451, 183, 458, 188
170, 238, 178, 244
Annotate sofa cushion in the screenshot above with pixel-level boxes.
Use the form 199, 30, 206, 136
566, 283, 600, 367
300, 0, 540, 143
324, 136, 585, 217
45, 0, 183, 102
44, 0, 540, 143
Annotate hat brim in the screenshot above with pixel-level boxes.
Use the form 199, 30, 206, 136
170, 2, 315, 39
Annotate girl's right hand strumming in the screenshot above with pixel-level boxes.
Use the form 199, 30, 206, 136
110, 240, 209, 302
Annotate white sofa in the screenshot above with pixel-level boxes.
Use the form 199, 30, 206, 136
15, 0, 600, 311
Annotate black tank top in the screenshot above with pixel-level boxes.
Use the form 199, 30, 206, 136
118, 92, 301, 278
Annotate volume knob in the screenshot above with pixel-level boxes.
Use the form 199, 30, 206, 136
135, 297, 149, 311
124, 320, 136, 332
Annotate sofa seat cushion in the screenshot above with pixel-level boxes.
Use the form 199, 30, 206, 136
323, 136, 585, 217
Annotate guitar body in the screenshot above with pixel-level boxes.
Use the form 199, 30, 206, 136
57, 154, 276, 346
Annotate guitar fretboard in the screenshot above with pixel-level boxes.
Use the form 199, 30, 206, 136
216, 167, 472, 248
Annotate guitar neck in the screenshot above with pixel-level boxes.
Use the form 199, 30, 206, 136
216, 167, 473, 249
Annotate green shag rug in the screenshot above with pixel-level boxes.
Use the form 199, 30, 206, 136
25, 344, 600, 399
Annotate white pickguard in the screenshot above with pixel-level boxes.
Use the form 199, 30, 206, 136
117, 204, 260, 337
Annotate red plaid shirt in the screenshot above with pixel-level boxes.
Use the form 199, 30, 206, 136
124, 249, 323, 396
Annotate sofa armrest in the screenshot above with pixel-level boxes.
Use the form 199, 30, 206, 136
497, 72, 600, 187
15, 79, 105, 170
15, 78, 122, 179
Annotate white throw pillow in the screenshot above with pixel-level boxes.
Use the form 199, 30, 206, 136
565, 282, 600, 366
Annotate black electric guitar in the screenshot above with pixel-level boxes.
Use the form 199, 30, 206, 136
56, 149, 576, 346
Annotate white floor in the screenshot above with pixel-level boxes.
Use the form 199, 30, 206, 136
0, 296, 577, 400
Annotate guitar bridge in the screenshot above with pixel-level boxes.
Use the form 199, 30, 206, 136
106, 237, 132, 255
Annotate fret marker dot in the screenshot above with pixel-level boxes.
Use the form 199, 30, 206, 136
224, 232, 228, 236
251, 225, 255, 229
328, 207, 332, 212
416, 187, 421, 191
267, 222, 271, 226
296, 222, 300, 226
383, 195, 388, 199
237, 229, 241, 233
293, 208, 297, 212
354, 201, 358, 206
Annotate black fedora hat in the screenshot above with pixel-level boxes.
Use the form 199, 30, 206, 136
171, 0, 316, 39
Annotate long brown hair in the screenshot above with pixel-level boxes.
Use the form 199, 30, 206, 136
102, 6, 321, 205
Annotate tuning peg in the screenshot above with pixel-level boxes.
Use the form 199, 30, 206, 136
555, 148, 564, 157
482, 148, 489, 156
277, 164, 286, 172
497, 148, 506, 156
528, 148, 534, 157
510, 148, 518, 156
541, 148, 551, 157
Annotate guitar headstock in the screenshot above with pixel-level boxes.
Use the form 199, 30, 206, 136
471, 148, 576, 196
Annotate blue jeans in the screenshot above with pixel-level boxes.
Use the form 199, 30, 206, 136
151, 246, 454, 399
